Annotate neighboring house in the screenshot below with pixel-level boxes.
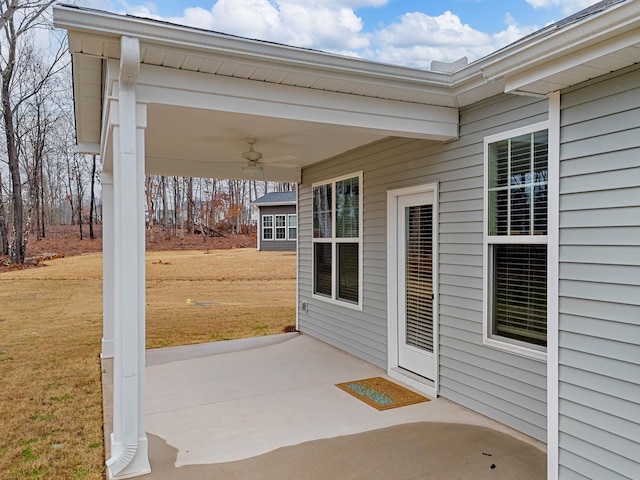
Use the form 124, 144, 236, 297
54, 1, 640, 479
252, 192, 297, 252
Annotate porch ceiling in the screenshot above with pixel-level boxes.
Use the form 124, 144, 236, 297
56, 1, 640, 182
58, 5, 461, 182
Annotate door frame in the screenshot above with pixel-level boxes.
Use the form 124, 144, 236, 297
387, 183, 439, 397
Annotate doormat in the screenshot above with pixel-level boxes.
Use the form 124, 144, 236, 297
336, 377, 430, 411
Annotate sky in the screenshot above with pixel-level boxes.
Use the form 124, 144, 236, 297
82, 0, 603, 68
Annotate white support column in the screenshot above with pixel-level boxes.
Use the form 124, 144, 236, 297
106, 35, 151, 479
102, 171, 115, 359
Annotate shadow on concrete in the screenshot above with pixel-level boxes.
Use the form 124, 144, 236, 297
145, 421, 545, 479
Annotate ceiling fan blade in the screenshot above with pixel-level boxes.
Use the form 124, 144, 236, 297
263, 162, 299, 169
260, 154, 297, 163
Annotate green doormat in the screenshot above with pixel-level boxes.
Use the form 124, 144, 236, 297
336, 377, 430, 410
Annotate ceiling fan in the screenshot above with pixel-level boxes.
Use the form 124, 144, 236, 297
240, 137, 296, 175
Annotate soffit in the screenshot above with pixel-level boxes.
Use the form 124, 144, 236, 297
57, 0, 640, 180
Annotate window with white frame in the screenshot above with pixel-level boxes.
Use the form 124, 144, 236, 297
262, 213, 297, 241
313, 173, 362, 305
485, 124, 548, 354
262, 215, 273, 240
288, 214, 297, 240
275, 214, 287, 239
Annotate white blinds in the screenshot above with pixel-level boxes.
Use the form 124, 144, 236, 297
493, 244, 547, 346
405, 204, 433, 352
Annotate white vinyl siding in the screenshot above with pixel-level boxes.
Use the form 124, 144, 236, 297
557, 66, 640, 478
299, 94, 548, 441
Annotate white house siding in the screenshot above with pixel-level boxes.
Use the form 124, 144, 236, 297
298, 93, 548, 441
557, 66, 640, 478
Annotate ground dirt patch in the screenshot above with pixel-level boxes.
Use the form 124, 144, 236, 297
0, 248, 295, 479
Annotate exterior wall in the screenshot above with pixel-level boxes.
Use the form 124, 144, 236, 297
299, 93, 548, 441
557, 66, 640, 478
258, 205, 296, 252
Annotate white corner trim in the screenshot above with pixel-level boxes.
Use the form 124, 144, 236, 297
546, 91, 561, 480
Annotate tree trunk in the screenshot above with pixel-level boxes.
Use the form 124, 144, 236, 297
161, 176, 170, 240
0, 174, 8, 255
89, 155, 96, 239
186, 176, 193, 234
39, 148, 46, 239
145, 175, 156, 243
3, 58, 24, 263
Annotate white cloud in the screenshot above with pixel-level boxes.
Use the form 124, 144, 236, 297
365, 11, 537, 67
77, 1, 559, 69
525, 0, 600, 15
157, 0, 371, 51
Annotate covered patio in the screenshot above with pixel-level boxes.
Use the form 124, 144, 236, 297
102, 333, 545, 479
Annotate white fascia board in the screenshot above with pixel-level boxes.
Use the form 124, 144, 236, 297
137, 64, 459, 141
53, 5, 450, 95
74, 143, 100, 154
503, 28, 640, 94
477, 1, 640, 84
252, 202, 297, 206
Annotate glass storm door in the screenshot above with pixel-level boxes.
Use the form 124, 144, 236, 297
397, 193, 435, 380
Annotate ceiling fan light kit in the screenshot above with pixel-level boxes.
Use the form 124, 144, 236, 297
235, 137, 297, 176
241, 163, 264, 175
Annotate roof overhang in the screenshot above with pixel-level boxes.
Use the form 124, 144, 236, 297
54, 5, 460, 182
53, 1, 640, 181
472, 0, 640, 96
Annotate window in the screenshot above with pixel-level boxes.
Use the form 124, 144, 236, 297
262, 215, 273, 240
484, 124, 548, 356
262, 213, 297, 241
312, 172, 362, 306
288, 214, 297, 240
275, 214, 287, 240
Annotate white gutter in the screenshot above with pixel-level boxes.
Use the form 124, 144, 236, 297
105, 35, 151, 479
474, 0, 640, 84
53, 4, 451, 94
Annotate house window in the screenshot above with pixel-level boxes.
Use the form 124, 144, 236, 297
275, 214, 287, 240
484, 124, 548, 355
312, 172, 362, 306
262, 215, 273, 240
288, 214, 297, 240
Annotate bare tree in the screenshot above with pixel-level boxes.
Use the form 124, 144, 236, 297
0, 0, 63, 263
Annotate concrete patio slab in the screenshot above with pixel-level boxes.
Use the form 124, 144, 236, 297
134, 333, 545, 478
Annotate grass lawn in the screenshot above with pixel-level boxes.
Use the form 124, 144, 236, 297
0, 249, 296, 479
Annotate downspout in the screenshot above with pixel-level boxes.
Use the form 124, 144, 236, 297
106, 34, 145, 477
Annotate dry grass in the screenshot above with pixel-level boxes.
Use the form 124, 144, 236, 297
0, 249, 296, 479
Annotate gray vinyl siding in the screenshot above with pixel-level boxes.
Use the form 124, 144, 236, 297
298, 94, 548, 441
557, 65, 640, 478
258, 205, 296, 252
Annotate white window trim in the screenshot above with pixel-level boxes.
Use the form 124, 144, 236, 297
262, 214, 274, 241
288, 213, 297, 240
482, 120, 549, 361
311, 171, 363, 311
275, 214, 287, 241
